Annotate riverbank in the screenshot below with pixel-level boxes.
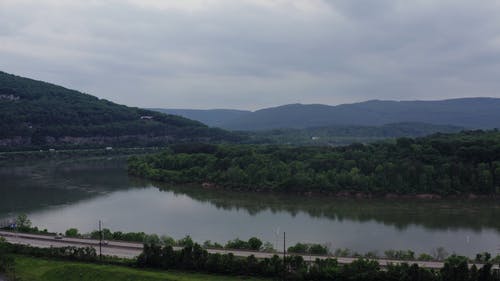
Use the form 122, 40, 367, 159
0, 147, 161, 162
151, 180, 500, 200
4, 157, 500, 258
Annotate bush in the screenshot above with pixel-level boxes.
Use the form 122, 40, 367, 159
309, 244, 328, 255
65, 228, 80, 237
334, 248, 352, 257
262, 242, 275, 252
177, 235, 194, 247
161, 235, 176, 246
225, 237, 263, 251
15, 214, 32, 231
288, 243, 328, 255
418, 253, 434, 261
203, 240, 223, 249
144, 234, 162, 246
364, 251, 379, 259
475, 252, 491, 263
89, 229, 146, 242
247, 237, 263, 251
0, 243, 96, 262
384, 249, 415, 260
288, 243, 309, 254
441, 255, 469, 281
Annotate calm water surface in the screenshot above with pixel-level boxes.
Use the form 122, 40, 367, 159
1, 157, 499, 256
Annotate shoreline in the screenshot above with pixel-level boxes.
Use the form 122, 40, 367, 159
150, 180, 500, 200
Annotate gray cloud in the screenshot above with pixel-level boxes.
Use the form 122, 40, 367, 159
1, 0, 500, 109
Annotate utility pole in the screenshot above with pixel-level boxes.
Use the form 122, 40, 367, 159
99, 220, 102, 261
283, 231, 286, 281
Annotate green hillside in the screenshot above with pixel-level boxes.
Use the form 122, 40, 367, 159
0, 71, 238, 148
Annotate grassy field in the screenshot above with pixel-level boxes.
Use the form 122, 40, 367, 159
10, 256, 271, 281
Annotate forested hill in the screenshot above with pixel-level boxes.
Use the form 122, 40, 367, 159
128, 130, 500, 196
0, 71, 239, 148
167, 98, 500, 130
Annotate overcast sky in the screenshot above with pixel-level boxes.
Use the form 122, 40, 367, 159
1, 0, 500, 110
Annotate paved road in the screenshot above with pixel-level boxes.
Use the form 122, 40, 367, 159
0, 230, 493, 269
0, 231, 142, 259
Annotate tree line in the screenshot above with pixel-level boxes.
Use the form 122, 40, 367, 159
3, 223, 500, 281
137, 240, 500, 281
2, 237, 499, 281
128, 130, 500, 195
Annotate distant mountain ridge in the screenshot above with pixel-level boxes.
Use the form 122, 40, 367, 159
150, 108, 251, 127
154, 98, 500, 130
0, 71, 238, 148
242, 122, 465, 146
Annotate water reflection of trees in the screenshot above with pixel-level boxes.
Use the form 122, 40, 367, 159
152, 182, 500, 232
3, 157, 499, 234
0, 158, 144, 216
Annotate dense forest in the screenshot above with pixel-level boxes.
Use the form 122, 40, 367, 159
240, 122, 464, 146
128, 130, 500, 195
0, 71, 239, 148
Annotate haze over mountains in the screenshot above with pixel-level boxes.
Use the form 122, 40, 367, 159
153, 98, 500, 131
152, 109, 251, 128
1, 70, 499, 150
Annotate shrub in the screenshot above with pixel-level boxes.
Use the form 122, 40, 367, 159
177, 235, 194, 247
203, 240, 223, 249
418, 253, 434, 261
65, 228, 80, 237
309, 244, 328, 255
247, 237, 263, 251
288, 243, 309, 254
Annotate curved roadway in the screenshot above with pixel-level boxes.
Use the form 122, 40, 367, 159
0, 230, 494, 269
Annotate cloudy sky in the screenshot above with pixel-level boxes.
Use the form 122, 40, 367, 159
1, 0, 500, 110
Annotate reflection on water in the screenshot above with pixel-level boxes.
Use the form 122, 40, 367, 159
1, 157, 499, 256
156, 184, 500, 233
0, 157, 143, 216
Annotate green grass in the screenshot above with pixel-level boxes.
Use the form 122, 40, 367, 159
11, 256, 270, 281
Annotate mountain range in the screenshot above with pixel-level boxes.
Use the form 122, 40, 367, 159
151, 108, 250, 128
2, 70, 499, 150
153, 98, 500, 131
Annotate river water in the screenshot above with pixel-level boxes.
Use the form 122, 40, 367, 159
1, 157, 499, 257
